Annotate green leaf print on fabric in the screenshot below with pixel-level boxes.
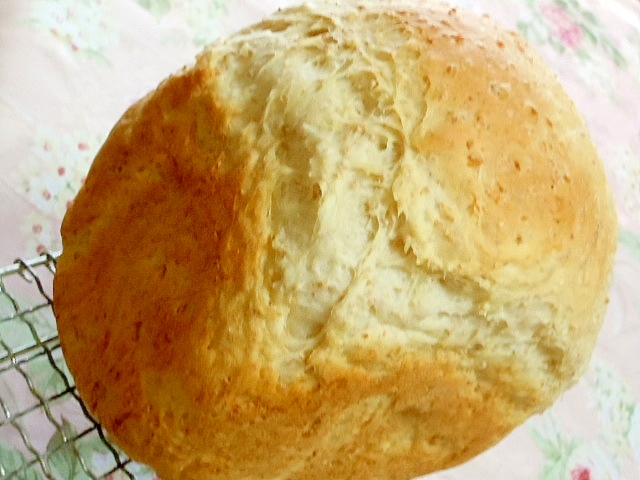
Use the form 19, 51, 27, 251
588, 361, 640, 459
0, 443, 42, 480
181, 0, 231, 46
134, 0, 172, 20
0, 281, 57, 355
45, 418, 117, 480
27, 352, 72, 400
529, 413, 584, 480
619, 229, 640, 262
132, 0, 231, 45
529, 361, 640, 479
46, 419, 85, 480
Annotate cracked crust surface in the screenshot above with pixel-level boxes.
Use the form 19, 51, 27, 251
53, 1, 617, 479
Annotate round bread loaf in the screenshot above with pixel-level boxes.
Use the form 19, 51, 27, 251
53, 1, 618, 479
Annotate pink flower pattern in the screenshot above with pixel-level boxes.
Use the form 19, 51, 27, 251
571, 466, 592, 480
540, 3, 584, 48
518, 0, 628, 70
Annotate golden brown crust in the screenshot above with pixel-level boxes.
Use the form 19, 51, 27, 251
54, 1, 617, 479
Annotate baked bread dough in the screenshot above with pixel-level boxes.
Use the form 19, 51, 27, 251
53, 1, 618, 479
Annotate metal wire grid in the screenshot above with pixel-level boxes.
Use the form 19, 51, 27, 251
0, 253, 138, 480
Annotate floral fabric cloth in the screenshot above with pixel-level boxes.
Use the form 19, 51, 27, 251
1, 0, 639, 479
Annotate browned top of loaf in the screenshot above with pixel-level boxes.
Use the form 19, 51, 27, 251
53, 1, 617, 479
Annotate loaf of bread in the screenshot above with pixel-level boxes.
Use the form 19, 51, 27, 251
53, 1, 618, 479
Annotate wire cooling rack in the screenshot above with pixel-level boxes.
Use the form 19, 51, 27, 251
0, 253, 153, 480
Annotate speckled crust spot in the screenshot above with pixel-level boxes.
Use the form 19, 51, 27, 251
53, 1, 617, 479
